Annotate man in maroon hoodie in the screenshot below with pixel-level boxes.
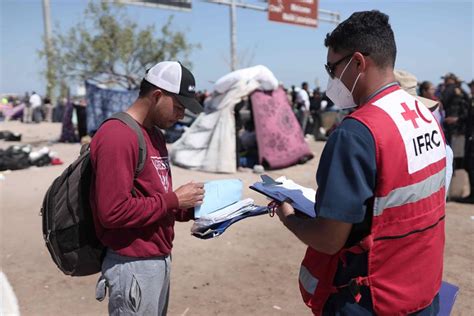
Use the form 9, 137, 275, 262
90, 61, 205, 315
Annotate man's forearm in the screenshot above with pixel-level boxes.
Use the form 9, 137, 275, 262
283, 215, 352, 255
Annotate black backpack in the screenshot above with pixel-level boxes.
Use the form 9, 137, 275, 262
41, 112, 147, 276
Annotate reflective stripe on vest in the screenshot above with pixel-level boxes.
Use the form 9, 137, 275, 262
374, 167, 446, 217
299, 265, 318, 295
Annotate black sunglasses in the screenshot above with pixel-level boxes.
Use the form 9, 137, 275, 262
325, 52, 369, 79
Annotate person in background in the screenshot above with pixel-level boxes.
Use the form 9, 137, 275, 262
53, 97, 66, 123
43, 95, 53, 122
310, 88, 328, 141
234, 98, 247, 167
419, 81, 437, 100
440, 73, 469, 147
239, 120, 259, 168
29, 91, 43, 123
59, 95, 78, 143
74, 98, 88, 140
290, 85, 297, 109
441, 73, 470, 202
454, 79, 474, 204
295, 82, 311, 135
22, 92, 32, 123
419, 81, 443, 123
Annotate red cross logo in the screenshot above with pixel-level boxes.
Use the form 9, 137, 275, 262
400, 102, 419, 128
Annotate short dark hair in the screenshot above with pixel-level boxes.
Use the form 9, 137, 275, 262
138, 79, 158, 98
324, 10, 397, 69
419, 81, 432, 96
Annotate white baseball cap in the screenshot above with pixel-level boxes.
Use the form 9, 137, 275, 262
145, 61, 203, 114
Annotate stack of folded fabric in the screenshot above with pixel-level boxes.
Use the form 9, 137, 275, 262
191, 199, 267, 239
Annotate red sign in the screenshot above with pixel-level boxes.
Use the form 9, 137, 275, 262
268, 0, 318, 28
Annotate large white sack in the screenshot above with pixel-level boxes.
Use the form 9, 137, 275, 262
214, 65, 278, 94
171, 65, 279, 173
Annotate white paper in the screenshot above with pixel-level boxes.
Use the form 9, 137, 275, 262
252, 176, 316, 218
200, 198, 255, 222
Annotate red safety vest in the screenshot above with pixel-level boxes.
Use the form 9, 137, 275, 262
299, 85, 446, 315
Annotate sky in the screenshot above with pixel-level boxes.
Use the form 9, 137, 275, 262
0, 0, 473, 96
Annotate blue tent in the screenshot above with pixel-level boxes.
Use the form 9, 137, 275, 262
85, 81, 138, 134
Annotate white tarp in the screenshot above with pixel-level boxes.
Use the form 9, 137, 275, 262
170, 65, 279, 173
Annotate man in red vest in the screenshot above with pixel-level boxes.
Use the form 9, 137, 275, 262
275, 10, 446, 315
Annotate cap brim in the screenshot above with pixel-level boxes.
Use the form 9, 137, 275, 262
174, 94, 204, 114
415, 96, 439, 112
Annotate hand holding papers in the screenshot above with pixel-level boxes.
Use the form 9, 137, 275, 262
250, 175, 316, 218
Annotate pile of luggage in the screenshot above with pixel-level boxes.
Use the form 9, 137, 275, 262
0, 145, 62, 171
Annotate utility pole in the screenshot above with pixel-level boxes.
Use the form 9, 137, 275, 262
205, 0, 340, 72
230, 0, 237, 71
42, 0, 55, 105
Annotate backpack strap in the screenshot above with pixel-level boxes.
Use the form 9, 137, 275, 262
102, 112, 147, 177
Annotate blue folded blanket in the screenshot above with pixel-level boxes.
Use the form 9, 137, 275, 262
194, 179, 243, 218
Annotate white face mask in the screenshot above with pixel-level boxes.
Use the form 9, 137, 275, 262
326, 56, 362, 109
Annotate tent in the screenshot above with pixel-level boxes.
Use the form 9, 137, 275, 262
170, 65, 313, 173
85, 81, 138, 134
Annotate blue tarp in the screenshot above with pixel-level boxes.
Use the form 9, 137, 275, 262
85, 81, 138, 133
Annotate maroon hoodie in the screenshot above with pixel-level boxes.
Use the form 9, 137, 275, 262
90, 119, 193, 257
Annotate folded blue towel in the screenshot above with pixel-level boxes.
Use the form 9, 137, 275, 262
194, 179, 243, 218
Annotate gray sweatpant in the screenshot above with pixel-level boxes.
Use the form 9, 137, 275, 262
96, 249, 171, 316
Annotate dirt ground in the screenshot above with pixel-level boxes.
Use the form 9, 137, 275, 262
1, 121, 472, 316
